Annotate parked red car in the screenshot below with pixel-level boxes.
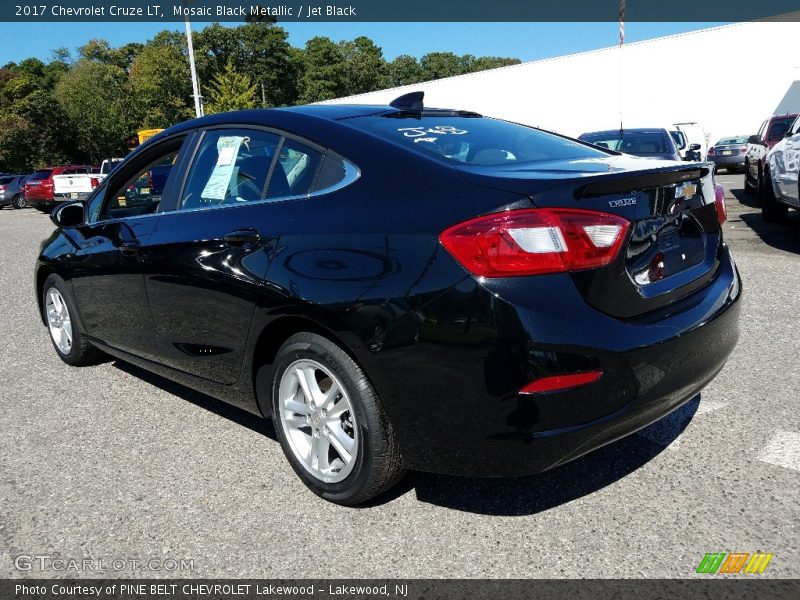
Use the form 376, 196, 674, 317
23, 165, 97, 212
744, 113, 798, 196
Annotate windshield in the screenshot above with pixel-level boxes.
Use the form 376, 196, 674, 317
717, 136, 748, 145
580, 131, 669, 155
351, 114, 607, 166
30, 169, 53, 180
0, 176, 15, 185
670, 131, 686, 149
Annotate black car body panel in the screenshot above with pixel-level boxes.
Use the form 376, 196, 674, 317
36, 104, 741, 478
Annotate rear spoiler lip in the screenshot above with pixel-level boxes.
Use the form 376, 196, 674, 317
573, 163, 711, 198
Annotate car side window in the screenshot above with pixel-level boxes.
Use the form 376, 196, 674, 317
180, 129, 280, 210
311, 152, 359, 194
266, 138, 323, 200
98, 147, 183, 221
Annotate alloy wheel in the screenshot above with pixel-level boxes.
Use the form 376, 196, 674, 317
46, 288, 73, 354
277, 359, 358, 484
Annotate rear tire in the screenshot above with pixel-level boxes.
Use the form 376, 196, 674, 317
12, 194, 26, 209
760, 168, 788, 223
42, 274, 106, 366
270, 332, 405, 505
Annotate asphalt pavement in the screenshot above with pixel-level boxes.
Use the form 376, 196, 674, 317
0, 174, 798, 578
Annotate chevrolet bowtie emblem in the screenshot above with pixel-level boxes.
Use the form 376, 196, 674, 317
675, 182, 697, 201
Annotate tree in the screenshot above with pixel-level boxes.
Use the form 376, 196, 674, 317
470, 56, 521, 72
0, 89, 73, 172
297, 37, 347, 103
55, 60, 135, 161
129, 42, 193, 128
419, 52, 467, 81
388, 55, 422, 87
240, 22, 297, 107
339, 36, 388, 96
204, 61, 257, 114
195, 22, 296, 108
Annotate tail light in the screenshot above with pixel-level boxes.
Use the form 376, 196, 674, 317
42, 180, 53, 189
520, 370, 603, 394
0, 185, 6, 193
739, 147, 748, 154
707, 147, 716, 156
439, 208, 630, 278
714, 184, 727, 225
90, 177, 100, 189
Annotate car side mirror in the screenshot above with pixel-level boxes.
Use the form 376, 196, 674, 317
747, 135, 761, 145
50, 201, 85, 228
785, 130, 794, 139
689, 143, 701, 151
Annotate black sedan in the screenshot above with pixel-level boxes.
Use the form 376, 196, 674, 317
36, 93, 741, 505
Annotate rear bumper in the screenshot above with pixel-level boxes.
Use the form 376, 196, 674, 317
54, 192, 90, 202
709, 155, 745, 168
375, 246, 741, 477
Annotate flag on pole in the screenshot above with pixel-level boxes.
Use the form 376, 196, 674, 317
619, 0, 626, 47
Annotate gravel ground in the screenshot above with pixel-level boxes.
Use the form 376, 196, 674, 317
1, 174, 798, 579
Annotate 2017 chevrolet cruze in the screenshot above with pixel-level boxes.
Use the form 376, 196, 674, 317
36, 93, 741, 504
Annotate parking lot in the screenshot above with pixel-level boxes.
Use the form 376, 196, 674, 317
0, 172, 798, 579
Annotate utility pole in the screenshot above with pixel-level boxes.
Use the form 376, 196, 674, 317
183, 0, 203, 118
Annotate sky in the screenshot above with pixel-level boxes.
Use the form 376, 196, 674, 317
0, 21, 725, 65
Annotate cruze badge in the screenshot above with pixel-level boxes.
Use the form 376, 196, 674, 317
608, 196, 637, 208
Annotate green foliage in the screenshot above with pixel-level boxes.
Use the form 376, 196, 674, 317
204, 62, 257, 114
129, 43, 194, 129
0, 28, 521, 172
388, 55, 423, 87
55, 60, 135, 162
298, 37, 347, 103
340, 36, 389, 96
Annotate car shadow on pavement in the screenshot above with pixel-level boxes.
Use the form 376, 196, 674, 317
112, 361, 277, 440
731, 188, 800, 254
405, 395, 701, 516
111, 358, 700, 515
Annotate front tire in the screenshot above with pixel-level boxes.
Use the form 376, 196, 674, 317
270, 332, 405, 505
42, 274, 105, 366
744, 160, 757, 194
12, 194, 26, 209
760, 168, 788, 223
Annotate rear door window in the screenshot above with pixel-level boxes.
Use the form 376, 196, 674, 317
266, 138, 323, 200
180, 129, 280, 210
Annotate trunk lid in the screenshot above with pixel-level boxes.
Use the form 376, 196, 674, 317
456, 156, 722, 318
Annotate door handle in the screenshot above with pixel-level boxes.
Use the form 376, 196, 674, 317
119, 241, 140, 256
223, 229, 262, 247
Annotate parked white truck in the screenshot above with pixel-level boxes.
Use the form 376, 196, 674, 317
51, 158, 122, 202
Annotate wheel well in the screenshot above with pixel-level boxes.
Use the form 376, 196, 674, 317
252, 316, 347, 369
35, 267, 53, 325
250, 316, 362, 416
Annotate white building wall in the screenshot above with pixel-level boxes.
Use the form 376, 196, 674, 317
326, 21, 800, 144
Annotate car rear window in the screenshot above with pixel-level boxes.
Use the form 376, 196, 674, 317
31, 169, 53, 180
717, 137, 748, 145
352, 114, 606, 166
0, 176, 14, 185
580, 131, 668, 155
